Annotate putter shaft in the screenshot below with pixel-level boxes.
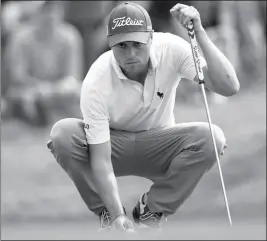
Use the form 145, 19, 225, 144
187, 21, 232, 226
200, 84, 232, 226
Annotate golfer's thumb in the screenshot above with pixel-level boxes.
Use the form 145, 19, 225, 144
122, 221, 136, 233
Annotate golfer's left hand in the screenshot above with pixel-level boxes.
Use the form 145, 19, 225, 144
112, 215, 136, 233
170, 3, 203, 32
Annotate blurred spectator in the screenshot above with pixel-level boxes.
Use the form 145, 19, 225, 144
64, 1, 117, 78
1, 1, 44, 37
3, 1, 83, 126
1, 1, 45, 117
64, 1, 152, 78
148, 1, 184, 34
190, 1, 266, 88
200, 1, 266, 93
225, 1, 266, 87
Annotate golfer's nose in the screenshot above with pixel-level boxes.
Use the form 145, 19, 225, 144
126, 46, 136, 58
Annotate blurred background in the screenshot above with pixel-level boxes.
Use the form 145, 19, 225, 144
1, 1, 266, 239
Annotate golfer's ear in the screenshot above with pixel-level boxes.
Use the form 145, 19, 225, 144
147, 31, 153, 45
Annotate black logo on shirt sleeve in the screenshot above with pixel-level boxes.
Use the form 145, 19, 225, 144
84, 124, 89, 129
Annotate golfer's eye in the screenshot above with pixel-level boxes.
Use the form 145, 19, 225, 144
118, 43, 126, 48
133, 42, 142, 48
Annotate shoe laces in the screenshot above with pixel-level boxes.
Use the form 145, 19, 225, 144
99, 207, 112, 228
140, 210, 163, 221
139, 193, 167, 228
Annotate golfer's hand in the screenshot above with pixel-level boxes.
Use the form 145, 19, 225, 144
170, 3, 203, 32
112, 215, 136, 233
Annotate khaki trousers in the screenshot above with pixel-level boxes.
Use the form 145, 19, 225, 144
47, 118, 226, 217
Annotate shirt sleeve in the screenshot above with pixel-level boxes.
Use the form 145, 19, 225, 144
165, 33, 207, 82
80, 80, 110, 145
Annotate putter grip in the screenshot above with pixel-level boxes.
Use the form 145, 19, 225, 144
186, 21, 204, 84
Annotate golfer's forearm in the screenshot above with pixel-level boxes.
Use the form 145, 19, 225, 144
195, 29, 240, 96
91, 157, 124, 218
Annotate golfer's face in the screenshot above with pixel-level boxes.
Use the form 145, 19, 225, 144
112, 41, 151, 72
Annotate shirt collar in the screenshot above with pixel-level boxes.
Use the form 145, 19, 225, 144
111, 54, 127, 80
149, 48, 158, 71
111, 48, 158, 80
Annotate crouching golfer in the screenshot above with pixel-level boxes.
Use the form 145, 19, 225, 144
47, 2, 239, 233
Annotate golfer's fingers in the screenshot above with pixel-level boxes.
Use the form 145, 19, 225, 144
171, 5, 192, 25
170, 3, 188, 19
170, 3, 189, 12
183, 16, 191, 27
122, 218, 136, 231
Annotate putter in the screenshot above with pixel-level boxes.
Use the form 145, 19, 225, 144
186, 21, 232, 227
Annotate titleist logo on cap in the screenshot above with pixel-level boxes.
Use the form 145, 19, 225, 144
112, 16, 144, 30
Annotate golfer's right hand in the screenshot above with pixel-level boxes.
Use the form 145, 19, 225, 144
112, 215, 136, 233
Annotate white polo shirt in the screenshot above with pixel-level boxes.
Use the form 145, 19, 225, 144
80, 32, 206, 144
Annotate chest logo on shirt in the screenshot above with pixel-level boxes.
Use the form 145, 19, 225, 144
157, 89, 164, 99
84, 124, 89, 129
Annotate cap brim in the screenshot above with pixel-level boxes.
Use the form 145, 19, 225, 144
108, 32, 150, 47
